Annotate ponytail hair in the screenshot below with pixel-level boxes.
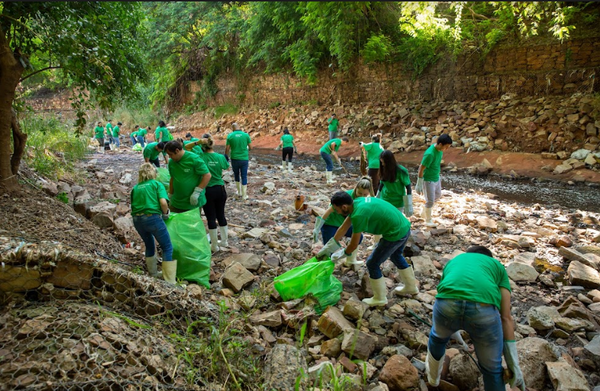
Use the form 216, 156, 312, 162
354, 175, 374, 197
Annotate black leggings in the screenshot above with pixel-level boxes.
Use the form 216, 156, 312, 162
282, 147, 294, 162
202, 185, 228, 229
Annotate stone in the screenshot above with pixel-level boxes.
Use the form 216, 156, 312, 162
554, 164, 574, 174
343, 298, 368, 321
249, 310, 282, 327
584, 335, 600, 357
307, 361, 336, 384
119, 172, 133, 185
91, 212, 114, 229
554, 317, 590, 332
261, 182, 276, 193
0, 266, 42, 292
410, 255, 437, 277
263, 344, 308, 390
585, 154, 598, 166
551, 235, 573, 248
47, 259, 94, 290
568, 261, 600, 289
448, 353, 480, 390
506, 262, 539, 282
320, 338, 342, 357
546, 360, 590, 391
341, 329, 377, 360
241, 228, 268, 239
527, 306, 560, 331
88, 201, 117, 218
221, 262, 255, 293
317, 306, 355, 338
570, 149, 591, 160
476, 215, 498, 232
517, 337, 558, 390
113, 216, 137, 243
379, 354, 420, 391
559, 247, 591, 263
224, 253, 262, 272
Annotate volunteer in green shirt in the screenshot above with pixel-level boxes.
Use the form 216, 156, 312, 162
312, 177, 373, 268
199, 135, 230, 252
317, 194, 417, 307
165, 140, 211, 213
183, 134, 206, 157
143, 142, 167, 168
130, 127, 139, 146
319, 137, 348, 184
136, 126, 147, 148
112, 122, 121, 149
360, 133, 384, 191
105, 120, 114, 145
130, 162, 176, 284
276, 128, 297, 172
94, 122, 105, 154
155, 120, 173, 142
415, 134, 452, 227
225, 122, 252, 200
327, 113, 339, 140
426, 246, 524, 391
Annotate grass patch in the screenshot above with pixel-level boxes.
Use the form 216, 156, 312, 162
21, 114, 89, 181
214, 103, 238, 119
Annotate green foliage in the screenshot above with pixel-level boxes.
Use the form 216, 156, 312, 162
22, 114, 88, 181
214, 103, 238, 119
361, 34, 393, 64
56, 192, 69, 204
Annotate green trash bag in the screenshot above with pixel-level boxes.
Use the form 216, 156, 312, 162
156, 167, 170, 192
274, 257, 343, 314
132, 143, 142, 152
165, 209, 211, 288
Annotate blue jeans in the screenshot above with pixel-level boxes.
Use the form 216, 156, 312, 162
114, 137, 120, 147
321, 224, 363, 245
132, 214, 173, 261
231, 159, 249, 185
429, 299, 504, 391
329, 131, 337, 140
365, 231, 410, 279
137, 136, 146, 148
130, 135, 137, 145
321, 151, 333, 171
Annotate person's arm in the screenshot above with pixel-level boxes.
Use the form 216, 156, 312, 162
168, 178, 174, 195
418, 164, 426, 179
344, 232, 361, 255
144, 157, 150, 163
247, 140, 252, 151
197, 173, 211, 190
159, 198, 169, 214
225, 144, 230, 156
163, 154, 168, 165
500, 287, 515, 340
333, 216, 352, 243
322, 206, 334, 220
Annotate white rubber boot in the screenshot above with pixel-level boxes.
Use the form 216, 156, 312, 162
219, 225, 229, 247
145, 255, 158, 277
208, 228, 220, 252
235, 181, 241, 198
362, 277, 388, 307
426, 350, 443, 387
367, 234, 381, 251
326, 171, 334, 184
241, 185, 248, 200
281, 161, 286, 170
394, 266, 419, 295
424, 207, 436, 227
162, 260, 177, 284
288, 162, 293, 173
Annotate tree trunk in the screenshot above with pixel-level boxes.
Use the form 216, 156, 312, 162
10, 108, 27, 176
0, 27, 25, 191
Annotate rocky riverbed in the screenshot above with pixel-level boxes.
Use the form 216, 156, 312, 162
1, 142, 600, 391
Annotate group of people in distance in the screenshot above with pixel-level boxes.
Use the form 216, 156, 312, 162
125, 115, 524, 391
93, 120, 122, 153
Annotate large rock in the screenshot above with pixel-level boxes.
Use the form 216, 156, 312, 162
341, 329, 377, 360
0, 266, 42, 292
379, 354, 419, 391
546, 360, 590, 391
113, 216, 137, 243
527, 306, 560, 331
410, 255, 437, 277
249, 310, 282, 327
263, 344, 308, 390
88, 201, 117, 219
221, 262, 255, 293
584, 334, 600, 358
47, 258, 94, 289
506, 262, 539, 282
570, 149, 591, 160
224, 253, 262, 272
476, 215, 498, 232
317, 306, 354, 338
91, 212, 114, 229
448, 353, 480, 390
517, 337, 558, 390
567, 261, 600, 289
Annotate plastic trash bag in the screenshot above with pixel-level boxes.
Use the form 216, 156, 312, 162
132, 143, 142, 152
156, 167, 170, 192
274, 257, 343, 314
165, 209, 211, 288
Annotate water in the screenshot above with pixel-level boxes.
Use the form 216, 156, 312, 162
244, 148, 600, 213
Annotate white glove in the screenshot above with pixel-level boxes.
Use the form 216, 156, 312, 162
189, 187, 203, 206
331, 248, 349, 262
415, 177, 424, 195
313, 216, 326, 243
403, 195, 413, 217
375, 190, 381, 199
503, 341, 525, 391
316, 238, 341, 260
162, 210, 170, 221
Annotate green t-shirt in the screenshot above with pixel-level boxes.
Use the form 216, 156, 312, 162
112, 126, 120, 138
281, 134, 294, 148
202, 152, 229, 187
324, 189, 355, 227
137, 128, 147, 138
130, 179, 168, 216
168, 151, 210, 211
350, 197, 410, 242
381, 165, 411, 208
320, 138, 342, 154
131, 131, 138, 137
363, 142, 383, 169
94, 126, 105, 139
183, 140, 204, 156
436, 253, 511, 310
226, 130, 252, 160
421, 144, 443, 182
105, 123, 113, 133
143, 142, 162, 161
155, 126, 173, 142
328, 118, 339, 132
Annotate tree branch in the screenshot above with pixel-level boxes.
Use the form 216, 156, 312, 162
20, 66, 62, 82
